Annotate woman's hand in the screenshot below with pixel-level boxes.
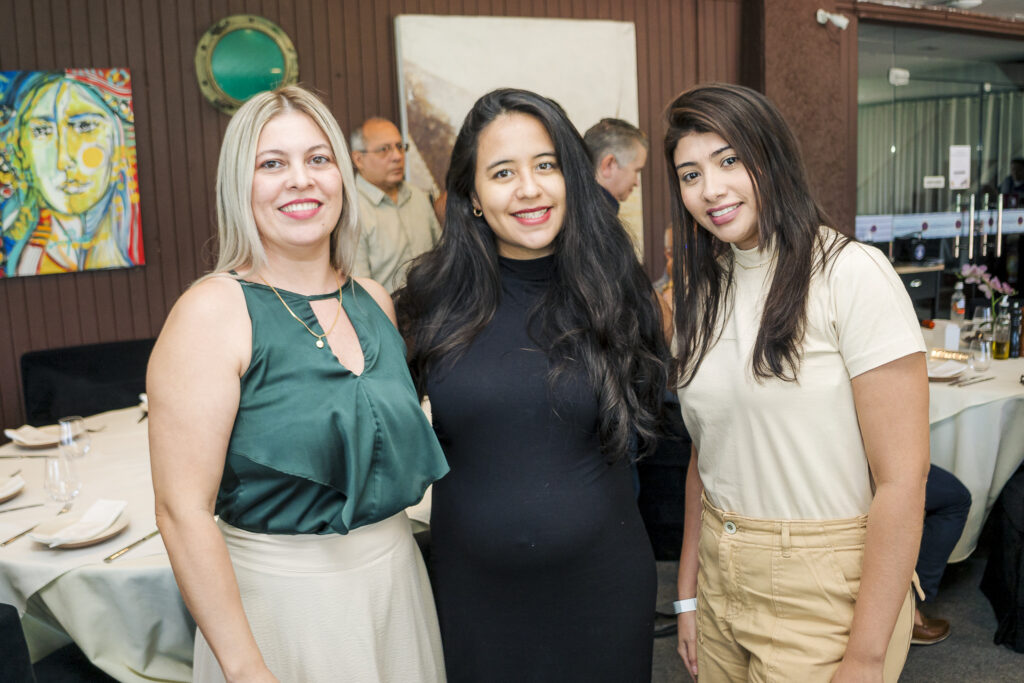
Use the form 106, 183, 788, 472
676, 611, 698, 681
830, 655, 883, 683
226, 663, 279, 683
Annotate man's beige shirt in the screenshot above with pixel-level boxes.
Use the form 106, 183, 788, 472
353, 174, 441, 293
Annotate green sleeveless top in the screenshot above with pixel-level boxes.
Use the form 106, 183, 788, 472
216, 278, 448, 535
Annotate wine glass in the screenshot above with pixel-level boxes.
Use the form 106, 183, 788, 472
968, 334, 993, 372
58, 416, 90, 458
44, 451, 82, 506
971, 306, 993, 338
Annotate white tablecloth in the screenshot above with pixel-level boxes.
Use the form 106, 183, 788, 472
925, 323, 1024, 561
0, 404, 435, 682
0, 406, 193, 683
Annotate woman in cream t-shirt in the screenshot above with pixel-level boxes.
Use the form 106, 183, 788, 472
664, 83, 929, 683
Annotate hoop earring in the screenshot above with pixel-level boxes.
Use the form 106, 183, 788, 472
472, 208, 483, 218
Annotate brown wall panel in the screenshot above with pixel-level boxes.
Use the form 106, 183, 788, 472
0, 0, 742, 431
759, 0, 858, 235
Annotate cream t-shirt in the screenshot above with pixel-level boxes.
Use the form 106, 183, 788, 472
678, 229, 926, 520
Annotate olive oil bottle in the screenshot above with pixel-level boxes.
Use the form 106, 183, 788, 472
993, 299, 1011, 360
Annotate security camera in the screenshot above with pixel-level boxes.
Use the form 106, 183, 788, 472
816, 9, 850, 30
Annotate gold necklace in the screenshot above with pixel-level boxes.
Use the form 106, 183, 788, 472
258, 272, 344, 349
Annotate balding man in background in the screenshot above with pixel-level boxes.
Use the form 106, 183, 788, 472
583, 118, 648, 214
351, 117, 441, 293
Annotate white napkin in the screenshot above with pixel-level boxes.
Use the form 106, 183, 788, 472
927, 359, 968, 379
0, 474, 25, 499
31, 499, 127, 547
3, 424, 59, 447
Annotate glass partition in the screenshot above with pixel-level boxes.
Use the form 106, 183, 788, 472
857, 23, 1024, 317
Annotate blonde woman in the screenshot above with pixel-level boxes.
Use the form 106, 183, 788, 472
148, 86, 448, 682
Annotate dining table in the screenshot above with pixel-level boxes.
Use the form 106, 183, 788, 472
0, 402, 435, 682
0, 405, 192, 682
924, 321, 1024, 562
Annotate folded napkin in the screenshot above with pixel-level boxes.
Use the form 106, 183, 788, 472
4, 424, 59, 447
0, 474, 25, 499
927, 359, 968, 379
31, 499, 126, 548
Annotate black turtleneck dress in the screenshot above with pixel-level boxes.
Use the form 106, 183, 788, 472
426, 256, 656, 683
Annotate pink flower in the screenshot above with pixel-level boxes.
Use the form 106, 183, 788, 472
960, 263, 988, 284
958, 262, 1016, 300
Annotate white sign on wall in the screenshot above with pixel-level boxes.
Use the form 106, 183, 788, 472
949, 145, 971, 190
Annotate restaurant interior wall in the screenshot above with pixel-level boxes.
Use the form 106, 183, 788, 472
0, 0, 744, 431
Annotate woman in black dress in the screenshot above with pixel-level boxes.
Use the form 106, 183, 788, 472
395, 89, 668, 682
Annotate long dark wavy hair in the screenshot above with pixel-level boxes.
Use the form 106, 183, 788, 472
395, 88, 667, 461
664, 83, 848, 386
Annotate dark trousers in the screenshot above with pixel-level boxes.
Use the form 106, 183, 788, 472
916, 465, 971, 602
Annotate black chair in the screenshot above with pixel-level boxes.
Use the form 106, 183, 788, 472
981, 462, 1024, 653
20, 339, 155, 426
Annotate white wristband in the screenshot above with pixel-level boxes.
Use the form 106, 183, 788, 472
673, 598, 697, 614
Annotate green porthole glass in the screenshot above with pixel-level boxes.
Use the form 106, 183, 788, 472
195, 15, 298, 114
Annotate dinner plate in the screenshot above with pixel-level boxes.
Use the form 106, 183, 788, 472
3, 424, 62, 449
31, 511, 130, 549
0, 478, 25, 504
927, 359, 969, 382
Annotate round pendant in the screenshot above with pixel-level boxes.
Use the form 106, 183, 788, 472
315, 339, 325, 349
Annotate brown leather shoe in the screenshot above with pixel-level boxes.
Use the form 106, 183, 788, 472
911, 615, 951, 645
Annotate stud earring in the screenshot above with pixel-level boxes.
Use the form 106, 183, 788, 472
472, 208, 483, 218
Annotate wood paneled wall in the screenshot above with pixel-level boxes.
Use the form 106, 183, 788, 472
0, 0, 742, 430
760, 0, 860, 235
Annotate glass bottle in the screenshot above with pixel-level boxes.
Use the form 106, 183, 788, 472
1010, 300, 1022, 359
993, 298, 1011, 360
949, 281, 966, 325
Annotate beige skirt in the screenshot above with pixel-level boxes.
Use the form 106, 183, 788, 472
192, 512, 446, 682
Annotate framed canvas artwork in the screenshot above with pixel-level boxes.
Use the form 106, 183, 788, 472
0, 68, 143, 277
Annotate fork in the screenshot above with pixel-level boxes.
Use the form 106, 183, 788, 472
0, 502, 73, 547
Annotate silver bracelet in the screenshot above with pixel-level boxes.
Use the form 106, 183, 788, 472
673, 598, 697, 614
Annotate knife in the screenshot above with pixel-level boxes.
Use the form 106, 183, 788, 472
956, 376, 995, 388
0, 502, 44, 514
103, 529, 160, 563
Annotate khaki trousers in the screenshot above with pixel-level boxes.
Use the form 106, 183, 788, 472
697, 495, 913, 682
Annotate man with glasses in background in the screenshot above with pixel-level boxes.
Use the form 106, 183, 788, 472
351, 117, 441, 293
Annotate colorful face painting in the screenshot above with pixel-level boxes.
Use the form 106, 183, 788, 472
0, 69, 143, 277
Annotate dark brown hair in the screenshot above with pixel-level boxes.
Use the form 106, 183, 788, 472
663, 83, 847, 385
396, 88, 667, 460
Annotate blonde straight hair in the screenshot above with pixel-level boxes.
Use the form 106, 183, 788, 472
206, 85, 358, 280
